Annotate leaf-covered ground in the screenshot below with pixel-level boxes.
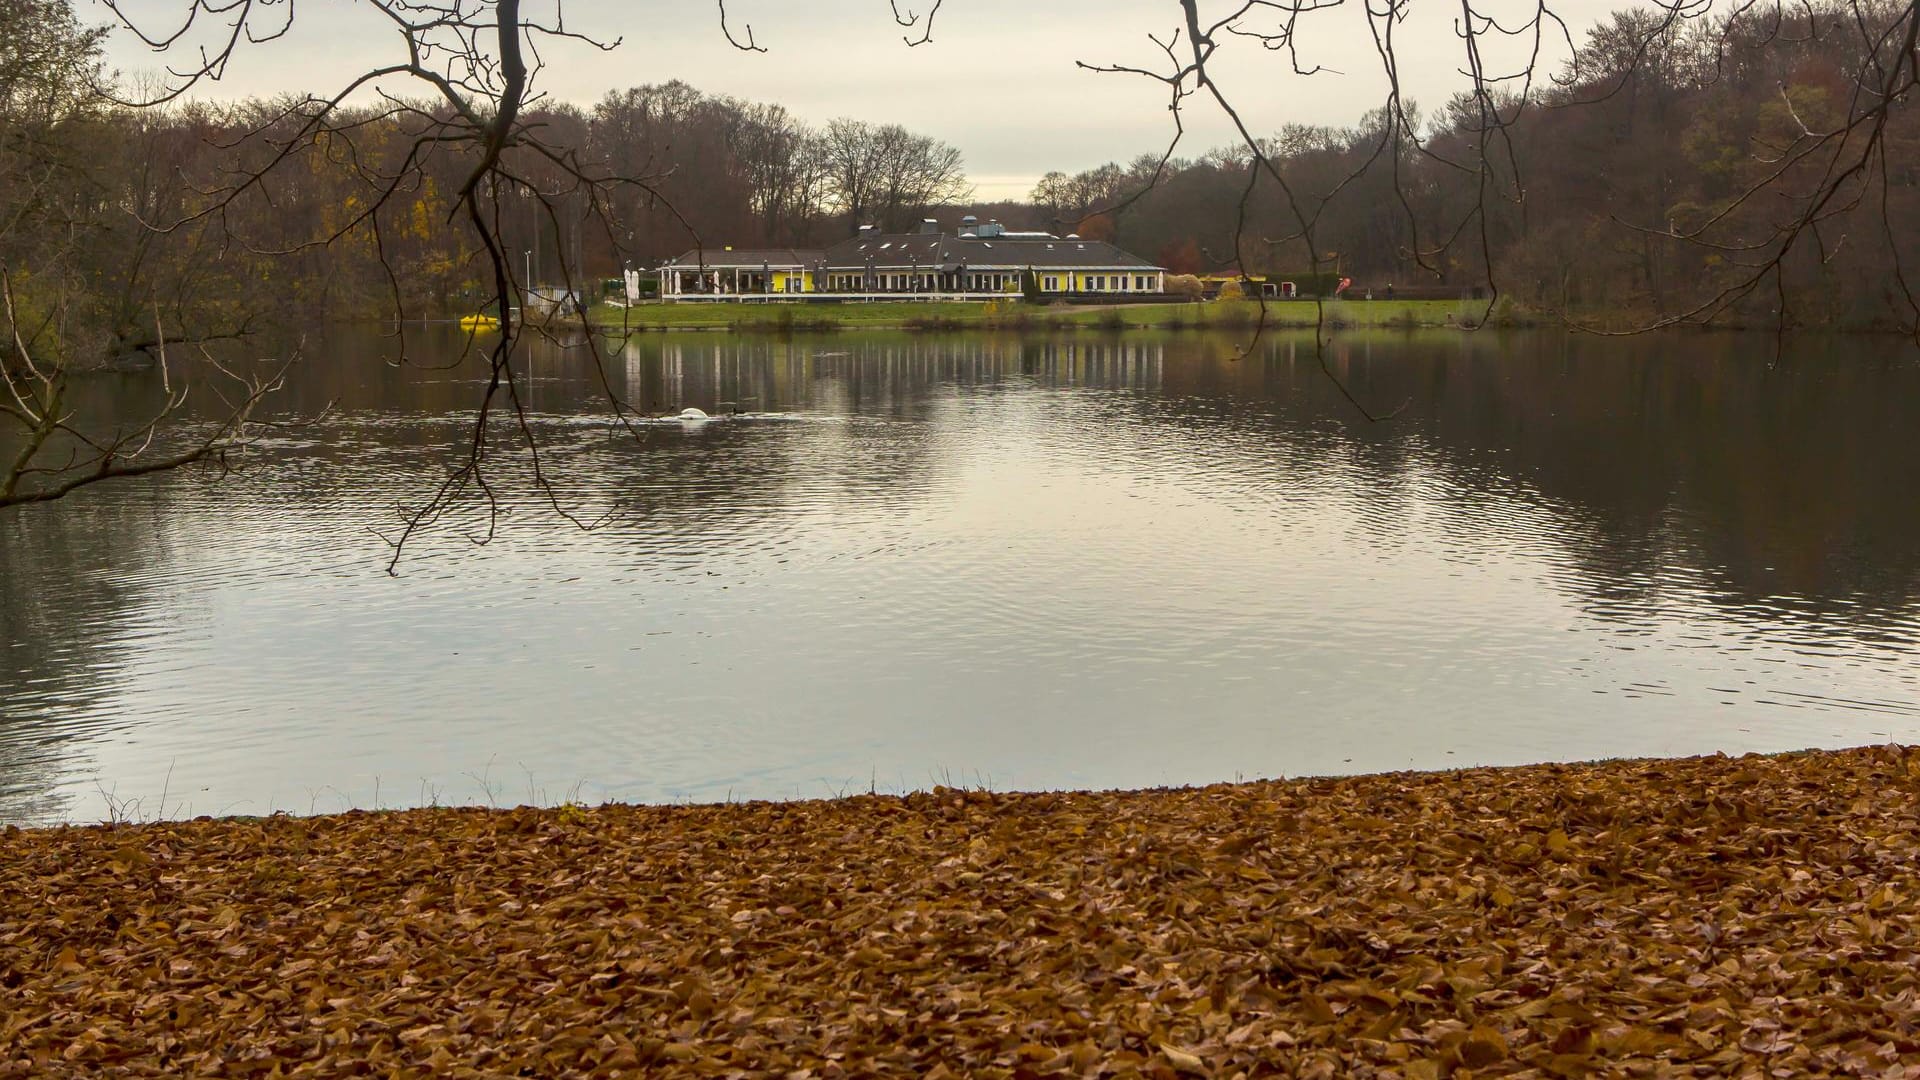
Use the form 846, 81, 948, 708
5, 746, 1920, 1077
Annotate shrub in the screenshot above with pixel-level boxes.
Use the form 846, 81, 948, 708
1165, 274, 1204, 301
1021, 269, 1046, 305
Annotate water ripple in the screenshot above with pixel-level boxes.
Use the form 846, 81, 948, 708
4, 329, 1919, 824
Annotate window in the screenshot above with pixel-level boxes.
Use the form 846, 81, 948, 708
1044, 276, 1059, 291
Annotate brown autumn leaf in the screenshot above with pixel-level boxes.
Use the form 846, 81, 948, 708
1460, 1025, 1510, 1067
1157, 1041, 1210, 1076
0, 746, 1918, 1076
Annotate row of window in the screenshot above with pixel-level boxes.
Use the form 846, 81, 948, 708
1094, 275, 1161, 291
722, 272, 1167, 292
1041, 274, 1162, 292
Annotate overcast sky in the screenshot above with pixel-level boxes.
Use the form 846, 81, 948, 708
95, 0, 1622, 201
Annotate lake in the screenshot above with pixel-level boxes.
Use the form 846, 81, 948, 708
3, 328, 1917, 824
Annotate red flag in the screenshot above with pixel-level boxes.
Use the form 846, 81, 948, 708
1336, 276, 1352, 294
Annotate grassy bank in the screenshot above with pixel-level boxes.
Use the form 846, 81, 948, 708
5, 745, 1918, 1076
591, 298, 1503, 334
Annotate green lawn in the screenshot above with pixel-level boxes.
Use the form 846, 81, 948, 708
1064, 299, 1486, 329
591, 297, 1503, 333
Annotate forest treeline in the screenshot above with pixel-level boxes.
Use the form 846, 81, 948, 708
1016, 2, 1918, 329
2, 0, 1915, 370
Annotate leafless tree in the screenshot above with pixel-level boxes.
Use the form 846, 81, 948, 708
46, 0, 1912, 542
91, 0, 705, 570
1061, 0, 1916, 347
819, 118, 971, 231
0, 0, 290, 506
0, 269, 288, 507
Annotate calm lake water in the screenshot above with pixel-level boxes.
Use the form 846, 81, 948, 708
3, 328, 1918, 824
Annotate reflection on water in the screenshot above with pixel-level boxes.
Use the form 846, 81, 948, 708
2, 328, 1917, 823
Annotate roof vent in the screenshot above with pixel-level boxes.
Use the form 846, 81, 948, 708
919, 218, 940, 235
1065, 234, 1081, 240
856, 224, 877, 239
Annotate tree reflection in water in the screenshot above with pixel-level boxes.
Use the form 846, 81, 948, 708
2, 328, 1916, 823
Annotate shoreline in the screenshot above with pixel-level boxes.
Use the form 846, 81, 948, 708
574, 300, 1917, 337
581, 298, 1535, 335
6, 744, 1918, 1075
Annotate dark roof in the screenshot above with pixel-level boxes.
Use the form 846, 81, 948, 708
660, 248, 821, 268
822, 233, 1160, 271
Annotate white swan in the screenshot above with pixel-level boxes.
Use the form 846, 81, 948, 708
677, 407, 710, 421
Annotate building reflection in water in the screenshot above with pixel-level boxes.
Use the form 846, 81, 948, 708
3, 328, 1916, 823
